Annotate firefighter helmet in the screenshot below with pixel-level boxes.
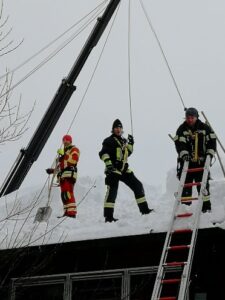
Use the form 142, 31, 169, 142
62, 135, 72, 143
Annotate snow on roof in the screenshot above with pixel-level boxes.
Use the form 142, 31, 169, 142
0, 169, 225, 250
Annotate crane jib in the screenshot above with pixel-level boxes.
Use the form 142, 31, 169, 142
0, 0, 121, 197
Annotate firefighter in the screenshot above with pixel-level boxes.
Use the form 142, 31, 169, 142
99, 119, 152, 222
174, 108, 217, 213
46, 135, 80, 218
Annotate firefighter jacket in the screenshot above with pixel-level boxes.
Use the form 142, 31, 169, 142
174, 119, 216, 162
99, 134, 133, 174
58, 144, 80, 181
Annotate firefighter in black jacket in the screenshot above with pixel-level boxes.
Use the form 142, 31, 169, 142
174, 108, 217, 213
99, 119, 152, 222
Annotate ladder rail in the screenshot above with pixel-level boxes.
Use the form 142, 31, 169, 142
178, 155, 211, 299
151, 160, 189, 300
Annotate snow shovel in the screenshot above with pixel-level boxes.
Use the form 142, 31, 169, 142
34, 160, 58, 223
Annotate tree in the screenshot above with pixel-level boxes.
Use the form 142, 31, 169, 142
0, 0, 33, 146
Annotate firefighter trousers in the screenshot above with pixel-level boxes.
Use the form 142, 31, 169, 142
104, 170, 149, 218
60, 178, 77, 217
178, 160, 211, 211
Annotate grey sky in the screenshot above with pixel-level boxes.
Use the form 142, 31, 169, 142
1, 0, 225, 192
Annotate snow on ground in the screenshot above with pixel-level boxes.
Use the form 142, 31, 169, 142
0, 168, 225, 250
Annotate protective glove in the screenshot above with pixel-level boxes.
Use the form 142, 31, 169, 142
46, 168, 54, 175
105, 164, 115, 175
128, 134, 134, 145
181, 154, 190, 161
57, 148, 64, 156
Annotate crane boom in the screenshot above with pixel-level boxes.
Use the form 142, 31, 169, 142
0, 0, 120, 197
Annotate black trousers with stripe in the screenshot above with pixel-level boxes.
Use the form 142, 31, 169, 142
178, 160, 211, 205
104, 171, 149, 218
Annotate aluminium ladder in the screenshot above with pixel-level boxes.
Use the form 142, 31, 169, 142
151, 155, 211, 300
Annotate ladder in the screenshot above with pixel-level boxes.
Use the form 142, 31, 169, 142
151, 155, 211, 300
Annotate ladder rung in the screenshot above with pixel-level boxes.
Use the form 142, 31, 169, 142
187, 167, 204, 173
159, 297, 176, 300
168, 245, 190, 251
184, 182, 201, 188
181, 197, 198, 202
162, 278, 181, 284
176, 212, 193, 218
164, 261, 186, 267
173, 228, 192, 234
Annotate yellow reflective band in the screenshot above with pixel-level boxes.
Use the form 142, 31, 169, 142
183, 131, 190, 136
121, 148, 129, 172
105, 160, 112, 166
67, 208, 76, 212
197, 130, 206, 135
104, 186, 110, 203
127, 144, 133, 152
72, 151, 79, 156
136, 197, 146, 204
206, 149, 215, 156
104, 202, 115, 208
193, 132, 199, 162
61, 171, 77, 179
126, 169, 132, 173
116, 147, 122, 161
114, 170, 122, 175
179, 150, 189, 158
101, 154, 110, 161
67, 158, 77, 164
64, 203, 76, 208
210, 133, 216, 139
181, 196, 194, 201
179, 137, 186, 143
202, 195, 210, 202
173, 135, 178, 141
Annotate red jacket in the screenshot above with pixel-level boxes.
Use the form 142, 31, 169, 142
59, 145, 80, 180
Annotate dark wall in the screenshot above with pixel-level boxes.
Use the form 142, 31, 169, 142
0, 228, 224, 299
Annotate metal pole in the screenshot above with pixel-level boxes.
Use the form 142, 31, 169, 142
201, 111, 225, 178
201, 111, 225, 154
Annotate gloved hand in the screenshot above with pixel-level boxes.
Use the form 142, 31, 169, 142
105, 164, 115, 175
46, 168, 54, 175
57, 148, 64, 156
181, 154, 190, 161
128, 134, 134, 145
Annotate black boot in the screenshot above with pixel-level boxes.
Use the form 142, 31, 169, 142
139, 202, 154, 215
105, 216, 118, 223
141, 208, 154, 215
202, 201, 211, 213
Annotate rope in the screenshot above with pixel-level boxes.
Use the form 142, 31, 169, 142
0, 0, 108, 80
66, 3, 121, 134
139, 0, 186, 110
0, 3, 107, 100
128, 0, 134, 135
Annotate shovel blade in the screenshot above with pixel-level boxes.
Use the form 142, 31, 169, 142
34, 206, 52, 223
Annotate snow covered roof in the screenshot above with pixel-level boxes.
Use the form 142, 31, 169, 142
0, 169, 225, 250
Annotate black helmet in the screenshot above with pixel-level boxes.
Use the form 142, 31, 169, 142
185, 107, 199, 118
112, 119, 123, 130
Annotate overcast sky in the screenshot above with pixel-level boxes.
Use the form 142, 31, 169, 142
1, 0, 225, 193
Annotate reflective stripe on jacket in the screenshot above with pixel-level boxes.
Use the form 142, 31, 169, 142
58, 145, 80, 179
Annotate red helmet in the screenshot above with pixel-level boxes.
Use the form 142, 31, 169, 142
62, 134, 72, 143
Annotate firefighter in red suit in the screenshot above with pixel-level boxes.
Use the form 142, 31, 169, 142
46, 135, 80, 218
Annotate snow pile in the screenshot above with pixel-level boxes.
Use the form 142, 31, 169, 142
0, 168, 225, 249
